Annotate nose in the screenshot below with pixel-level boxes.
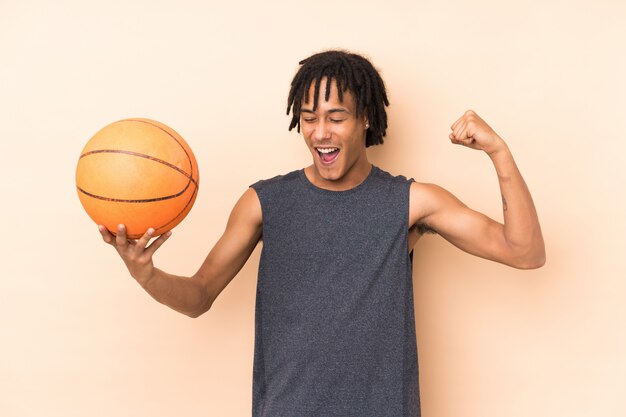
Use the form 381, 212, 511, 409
312, 119, 331, 141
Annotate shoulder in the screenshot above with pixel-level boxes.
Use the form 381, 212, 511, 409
250, 170, 301, 193
372, 166, 414, 186
409, 181, 465, 227
230, 187, 263, 227
410, 181, 448, 201
247, 169, 302, 221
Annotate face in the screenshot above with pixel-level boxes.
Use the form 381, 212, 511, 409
300, 78, 370, 190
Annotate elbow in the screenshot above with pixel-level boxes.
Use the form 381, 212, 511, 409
185, 310, 205, 319
510, 243, 546, 270
192, 297, 216, 318
184, 302, 213, 318
533, 249, 547, 269
182, 290, 216, 319
515, 253, 546, 269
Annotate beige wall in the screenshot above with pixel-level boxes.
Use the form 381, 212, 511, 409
1, 0, 624, 416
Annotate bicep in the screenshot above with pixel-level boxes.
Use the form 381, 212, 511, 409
194, 188, 262, 302
411, 182, 512, 264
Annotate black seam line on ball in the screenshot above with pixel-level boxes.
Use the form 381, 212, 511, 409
76, 181, 195, 203
79, 149, 198, 187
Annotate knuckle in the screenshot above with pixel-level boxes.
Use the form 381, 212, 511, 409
120, 251, 133, 261
125, 254, 138, 264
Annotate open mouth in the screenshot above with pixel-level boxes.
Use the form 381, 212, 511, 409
316, 147, 340, 164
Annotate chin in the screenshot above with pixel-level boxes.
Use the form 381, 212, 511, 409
313, 162, 343, 182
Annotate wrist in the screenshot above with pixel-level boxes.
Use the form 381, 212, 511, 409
486, 137, 510, 160
134, 267, 157, 288
489, 144, 518, 180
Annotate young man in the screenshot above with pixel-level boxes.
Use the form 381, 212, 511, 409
99, 50, 545, 416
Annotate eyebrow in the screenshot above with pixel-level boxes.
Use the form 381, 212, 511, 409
301, 108, 352, 115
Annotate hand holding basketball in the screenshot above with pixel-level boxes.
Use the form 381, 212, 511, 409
99, 224, 171, 285
76, 118, 199, 239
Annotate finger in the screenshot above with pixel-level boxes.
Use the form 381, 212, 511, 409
449, 133, 463, 145
116, 224, 129, 247
135, 228, 155, 250
450, 114, 464, 131
98, 225, 114, 244
465, 109, 482, 124
450, 130, 475, 147
453, 120, 468, 141
145, 230, 172, 257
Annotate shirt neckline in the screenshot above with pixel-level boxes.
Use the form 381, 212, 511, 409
298, 165, 378, 195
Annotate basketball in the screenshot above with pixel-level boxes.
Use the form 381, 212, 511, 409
76, 118, 200, 239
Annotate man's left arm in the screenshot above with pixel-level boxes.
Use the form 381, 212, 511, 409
410, 110, 546, 269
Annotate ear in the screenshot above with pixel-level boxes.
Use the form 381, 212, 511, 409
362, 107, 369, 129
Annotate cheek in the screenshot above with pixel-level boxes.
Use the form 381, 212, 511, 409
300, 124, 314, 139
302, 132, 314, 148
301, 127, 312, 138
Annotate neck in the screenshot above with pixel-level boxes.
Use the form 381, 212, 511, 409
305, 156, 372, 191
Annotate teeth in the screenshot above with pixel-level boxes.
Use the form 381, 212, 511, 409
317, 148, 338, 154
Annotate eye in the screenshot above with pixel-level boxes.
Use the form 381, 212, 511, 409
302, 117, 316, 123
330, 118, 345, 123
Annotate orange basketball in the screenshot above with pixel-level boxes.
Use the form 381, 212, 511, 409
76, 118, 199, 239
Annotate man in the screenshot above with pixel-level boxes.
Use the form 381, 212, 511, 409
99, 50, 545, 416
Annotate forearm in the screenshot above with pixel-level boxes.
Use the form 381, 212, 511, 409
137, 268, 211, 318
489, 145, 545, 267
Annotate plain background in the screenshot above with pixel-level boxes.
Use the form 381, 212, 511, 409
1, 0, 625, 416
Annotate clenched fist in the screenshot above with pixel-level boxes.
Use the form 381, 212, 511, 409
449, 110, 508, 156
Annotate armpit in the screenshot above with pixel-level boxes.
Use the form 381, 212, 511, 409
416, 222, 438, 235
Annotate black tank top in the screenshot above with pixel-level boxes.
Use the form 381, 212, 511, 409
250, 165, 420, 416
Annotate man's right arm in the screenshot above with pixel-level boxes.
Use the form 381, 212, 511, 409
99, 188, 263, 318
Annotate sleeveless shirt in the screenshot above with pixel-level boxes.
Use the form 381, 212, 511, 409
250, 165, 420, 417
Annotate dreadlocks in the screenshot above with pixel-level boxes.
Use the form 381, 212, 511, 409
287, 50, 390, 147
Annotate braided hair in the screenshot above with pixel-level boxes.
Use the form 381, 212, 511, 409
287, 50, 389, 147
